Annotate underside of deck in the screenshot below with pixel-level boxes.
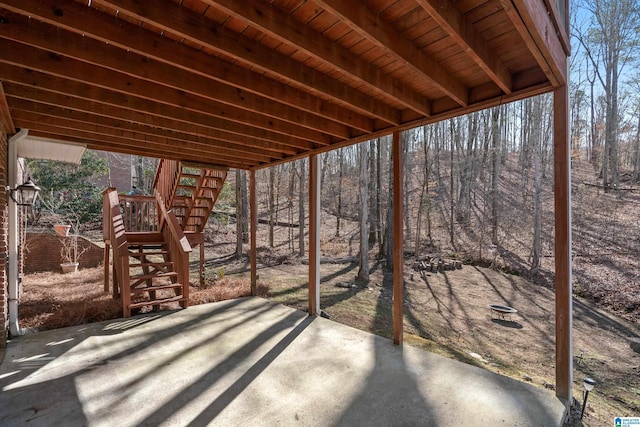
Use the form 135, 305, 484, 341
1, 297, 566, 426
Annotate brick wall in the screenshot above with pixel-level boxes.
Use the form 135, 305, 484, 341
1, 124, 7, 348
24, 232, 104, 273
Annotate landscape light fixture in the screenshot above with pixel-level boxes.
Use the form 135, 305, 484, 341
581, 377, 596, 419
6, 177, 41, 206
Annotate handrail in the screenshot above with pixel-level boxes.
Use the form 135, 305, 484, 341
156, 190, 192, 303
153, 159, 180, 211
102, 188, 131, 312
101, 187, 116, 243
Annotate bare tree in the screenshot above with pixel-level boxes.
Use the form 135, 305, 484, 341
490, 106, 501, 245
235, 169, 243, 256
298, 159, 306, 257
368, 139, 378, 248
268, 166, 275, 247
575, 0, 640, 190
358, 142, 369, 281
336, 148, 344, 237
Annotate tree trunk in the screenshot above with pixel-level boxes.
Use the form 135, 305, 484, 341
376, 138, 384, 257
235, 169, 243, 257
298, 159, 305, 257
288, 163, 296, 252
403, 137, 411, 241
336, 148, 344, 238
385, 144, 394, 269
633, 110, 640, 182
268, 167, 275, 247
491, 107, 500, 245
241, 171, 249, 243
368, 139, 378, 248
449, 121, 456, 248
358, 143, 369, 281
531, 146, 542, 276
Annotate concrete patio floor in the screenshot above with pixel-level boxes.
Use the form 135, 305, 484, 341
1, 297, 566, 426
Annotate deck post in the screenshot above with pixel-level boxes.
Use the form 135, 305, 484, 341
250, 169, 257, 296
553, 83, 573, 405
392, 130, 404, 345
309, 154, 320, 315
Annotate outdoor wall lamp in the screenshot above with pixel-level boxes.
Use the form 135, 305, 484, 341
581, 377, 596, 419
6, 177, 41, 206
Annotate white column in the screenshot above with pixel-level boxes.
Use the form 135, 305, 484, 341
8, 128, 27, 336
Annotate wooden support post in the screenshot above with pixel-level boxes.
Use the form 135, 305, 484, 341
250, 169, 257, 296
554, 84, 573, 404
103, 243, 110, 294
199, 243, 205, 287
309, 154, 320, 316
392, 130, 404, 345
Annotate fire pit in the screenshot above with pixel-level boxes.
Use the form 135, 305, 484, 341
489, 304, 517, 321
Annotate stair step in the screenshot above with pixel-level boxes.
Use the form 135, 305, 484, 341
127, 243, 164, 250
130, 271, 178, 281
130, 261, 173, 268
131, 283, 184, 293
125, 232, 163, 242
129, 295, 185, 309
128, 250, 169, 257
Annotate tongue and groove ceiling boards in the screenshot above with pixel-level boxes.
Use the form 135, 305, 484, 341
0, 0, 569, 170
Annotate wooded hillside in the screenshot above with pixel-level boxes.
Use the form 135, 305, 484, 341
228, 91, 639, 322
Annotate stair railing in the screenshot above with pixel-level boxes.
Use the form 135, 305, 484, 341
155, 190, 192, 307
153, 159, 180, 211
102, 188, 132, 315
118, 194, 158, 232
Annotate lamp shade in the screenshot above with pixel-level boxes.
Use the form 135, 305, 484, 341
583, 377, 596, 391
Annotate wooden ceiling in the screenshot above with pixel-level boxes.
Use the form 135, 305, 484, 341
0, 0, 569, 170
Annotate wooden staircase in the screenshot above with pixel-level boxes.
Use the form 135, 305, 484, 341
102, 159, 227, 317
154, 159, 227, 233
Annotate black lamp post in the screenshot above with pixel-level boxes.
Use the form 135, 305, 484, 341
581, 377, 596, 419
7, 177, 41, 206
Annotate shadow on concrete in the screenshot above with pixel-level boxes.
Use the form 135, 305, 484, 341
1, 297, 565, 426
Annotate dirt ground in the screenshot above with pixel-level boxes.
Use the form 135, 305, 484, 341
19, 245, 639, 426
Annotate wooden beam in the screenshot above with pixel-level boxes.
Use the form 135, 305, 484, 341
252, 77, 554, 172
413, 0, 512, 94
316, 0, 466, 106
11, 115, 267, 166
90, 0, 400, 126
0, 12, 352, 140
500, 0, 567, 86
540, 0, 571, 55
553, 84, 572, 405
200, 0, 433, 116
250, 170, 257, 296
309, 154, 321, 316
392, 130, 404, 345
0, 71, 311, 153
0, 0, 374, 133
0, 36, 333, 145
0, 82, 15, 134
24, 128, 251, 169
10, 103, 280, 162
